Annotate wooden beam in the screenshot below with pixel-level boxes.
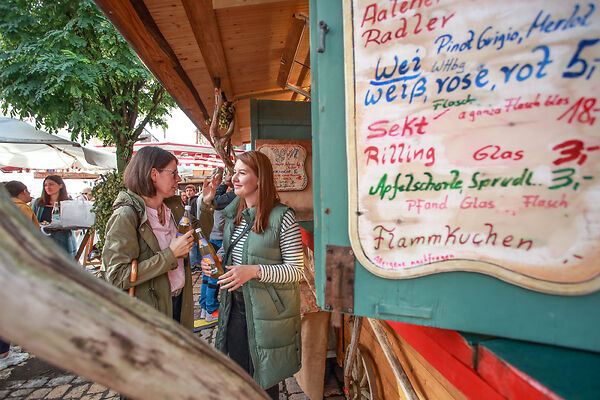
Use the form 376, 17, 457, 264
93, 0, 210, 128
182, 0, 234, 98
234, 88, 290, 101
0, 189, 269, 399
212, 0, 290, 9
277, 16, 306, 89
290, 50, 310, 101
128, 0, 210, 121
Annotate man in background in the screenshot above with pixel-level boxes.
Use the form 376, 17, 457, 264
185, 184, 200, 270
5, 180, 40, 228
81, 187, 93, 201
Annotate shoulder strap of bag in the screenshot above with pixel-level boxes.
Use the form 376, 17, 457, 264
113, 203, 141, 296
113, 203, 141, 229
224, 220, 253, 266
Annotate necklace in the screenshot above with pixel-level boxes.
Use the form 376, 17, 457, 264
157, 204, 165, 226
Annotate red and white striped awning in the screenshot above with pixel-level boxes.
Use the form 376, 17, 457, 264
100, 142, 244, 169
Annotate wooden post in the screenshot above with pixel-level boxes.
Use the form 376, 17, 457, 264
0, 189, 269, 399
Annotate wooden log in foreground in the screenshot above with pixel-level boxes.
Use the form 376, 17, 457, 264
0, 189, 269, 399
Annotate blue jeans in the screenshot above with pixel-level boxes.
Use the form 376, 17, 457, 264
199, 240, 222, 314
189, 241, 200, 268
0, 339, 9, 354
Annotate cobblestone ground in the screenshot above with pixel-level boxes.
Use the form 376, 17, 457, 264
0, 271, 345, 399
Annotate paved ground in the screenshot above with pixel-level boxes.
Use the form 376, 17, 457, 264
0, 271, 345, 399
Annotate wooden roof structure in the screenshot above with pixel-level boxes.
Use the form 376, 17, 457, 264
93, 0, 310, 145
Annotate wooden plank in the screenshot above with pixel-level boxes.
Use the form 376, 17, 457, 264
388, 321, 505, 400
128, 0, 210, 120
93, 0, 210, 128
181, 0, 234, 97
290, 50, 310, 101
0, 189, 269, 399
343, 318, 465, 400
276, 16, 306, 88
372, 321, 469, 400
368, 319, 419, 400
213, 0, 293, 9
216, 1, 308, 95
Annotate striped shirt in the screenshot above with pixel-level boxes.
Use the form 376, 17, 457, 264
218, 209, 304, 283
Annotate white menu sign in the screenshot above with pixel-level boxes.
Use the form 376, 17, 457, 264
344, 0, 600, 294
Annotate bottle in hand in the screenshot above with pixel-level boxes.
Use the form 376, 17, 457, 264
177, 205, 192, 237
195, 228, 224, 278
51, 201, 60, 223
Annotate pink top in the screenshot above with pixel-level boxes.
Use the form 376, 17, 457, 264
146, 205, 185, 293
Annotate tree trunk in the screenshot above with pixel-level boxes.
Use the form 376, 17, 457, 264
0, 189, 269, 399
115, 140, 134, 173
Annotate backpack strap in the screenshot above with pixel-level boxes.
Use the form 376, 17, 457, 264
112, 203, 141, 295
113, 203, 141, 229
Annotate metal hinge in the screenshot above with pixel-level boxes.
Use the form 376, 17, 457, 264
324, 245, 355, 328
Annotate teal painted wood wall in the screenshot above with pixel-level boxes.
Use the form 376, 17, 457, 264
309, 0, 600, 353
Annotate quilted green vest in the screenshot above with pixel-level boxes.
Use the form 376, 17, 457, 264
215, 197, 302, 389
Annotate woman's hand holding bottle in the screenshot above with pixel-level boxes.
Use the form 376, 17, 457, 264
169, 230, 194, 258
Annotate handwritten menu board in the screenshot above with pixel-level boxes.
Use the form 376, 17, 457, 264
343, 0, 600, 294
258, 144, 308, 191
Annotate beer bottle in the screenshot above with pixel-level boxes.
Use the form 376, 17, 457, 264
177, 205, 192, 237
195, 227, 224, 278
51, 201, 60, 223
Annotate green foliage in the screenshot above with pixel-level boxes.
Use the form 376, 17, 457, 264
0, 0, 175, 171
90, 170, 124, 251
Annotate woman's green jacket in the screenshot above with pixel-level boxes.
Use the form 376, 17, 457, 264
101, 190, 214, 329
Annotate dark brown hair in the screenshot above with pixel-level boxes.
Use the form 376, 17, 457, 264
5, 181, 27, 198
123, 146, 178, 197
38, 175, 69, 206
235, 151, 279, 233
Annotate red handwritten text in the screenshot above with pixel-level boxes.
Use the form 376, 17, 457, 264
373, 223, 533, 251
366, 116, 428, 139
522, 194, 568, 209
552, 139, 600, 166
406, 195, 448, 214
361, 0, 454, 47
473, 145, 524, 161
364, 144, 436, 166
460, 196, 495, 209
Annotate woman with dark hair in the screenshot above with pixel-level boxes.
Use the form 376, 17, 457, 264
101, 146, 216, 328
32, 174, 76, 257
201, 151, 304, 399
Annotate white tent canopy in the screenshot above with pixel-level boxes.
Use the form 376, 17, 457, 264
0, 117, 116, 171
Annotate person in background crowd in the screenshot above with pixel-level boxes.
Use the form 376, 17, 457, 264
185, 184, 200, 270
0, 337, 28, 371
185, 184, 198, 210
31, 175, 76, 257
5, 180, 40, 228
0, 180, 38, 370
201, 151, 304, 399
198, 167, 227, 322
81, 187, 93, 201
180, 190, 188, 206
214, 168, 236, 210
101, 146, 216, 331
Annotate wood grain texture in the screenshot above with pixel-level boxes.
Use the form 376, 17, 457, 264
0, 189, 269, 399
342, 318, 469, 400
